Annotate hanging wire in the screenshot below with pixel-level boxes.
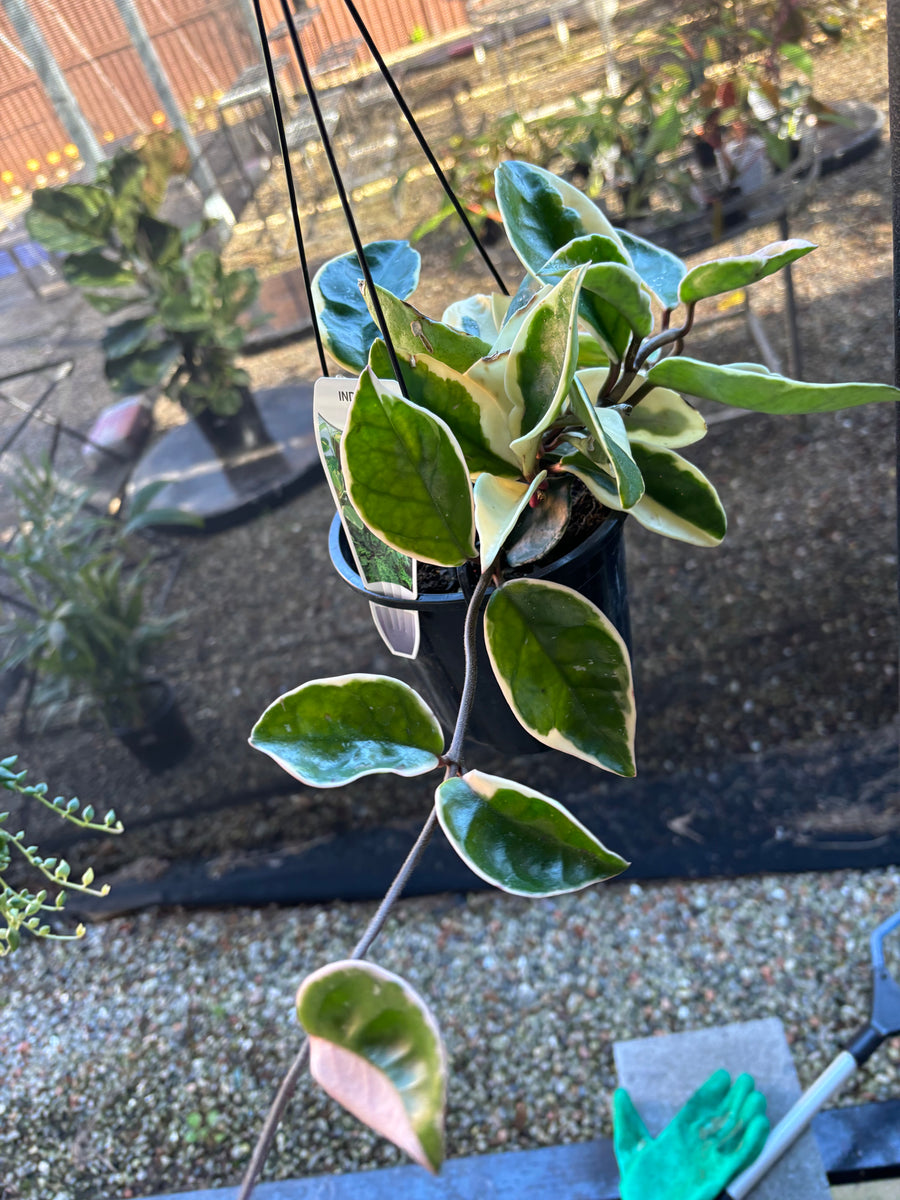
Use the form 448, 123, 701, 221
249, 0, 329, 377
338, 0, 509, 295
271, 0, 410, 391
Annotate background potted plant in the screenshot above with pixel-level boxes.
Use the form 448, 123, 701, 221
236, 160, 899, 1195
24, 131, 267, 460
0, 459, 195, 771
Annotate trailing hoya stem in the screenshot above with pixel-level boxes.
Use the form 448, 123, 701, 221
236, 806, 441, 1200
634, 303, 696, 371
444, 556, 498, 773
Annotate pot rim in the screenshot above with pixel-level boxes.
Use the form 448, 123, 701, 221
327, 510, 626, 610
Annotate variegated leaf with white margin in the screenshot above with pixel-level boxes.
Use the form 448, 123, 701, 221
473, 471, 547, 570
575, 367, 708, 448
342, 368, 477, 566
297, 960, 447, 1173
364, 283, 489, 373
436, 769, 629, 896
538, 235, 647, 360
249, 674, 444, 787
570, 377, 644, 509
442, 292, 511, 342
485, 578, 636, 776
495, 161, 629, 277
506, 266, 585, 473
464, 283, 553, 409
628, 441, 727, 546
368, 340, 520, 477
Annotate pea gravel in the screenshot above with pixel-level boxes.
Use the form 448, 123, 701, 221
1, 866, 899, 1199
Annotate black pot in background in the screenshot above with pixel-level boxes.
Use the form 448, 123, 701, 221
110, 678, 193, 773
329, 513, 631, 756
192, 387, 275, 460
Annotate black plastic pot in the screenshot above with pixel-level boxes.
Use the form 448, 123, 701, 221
192, 387, 275, 460
329, 513, 630, 756
110, 679, 193, 773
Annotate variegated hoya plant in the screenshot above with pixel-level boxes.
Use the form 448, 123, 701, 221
240, 162, 897, 1192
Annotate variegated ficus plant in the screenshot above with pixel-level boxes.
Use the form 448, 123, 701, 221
239, 162, 897, 1195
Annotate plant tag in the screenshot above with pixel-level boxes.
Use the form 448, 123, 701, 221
314, 377, 420, 659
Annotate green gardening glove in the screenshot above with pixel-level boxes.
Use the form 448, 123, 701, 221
613, 1069, 770, 1200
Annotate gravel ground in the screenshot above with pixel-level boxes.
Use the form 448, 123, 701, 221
1, 867, 900, 1198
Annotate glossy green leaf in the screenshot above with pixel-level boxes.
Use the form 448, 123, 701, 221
366, 284, 490, 373
555, 446, 619, 508
679, 240, 816, 305
342, 369, 476, 566
102, 316, 156, 360
442, 293, 510, 341
158, 294, 212, 332
26, 185, 112, 253
249, 673, 443, 786
613, 228, 686, 310
104, 341, 180, 392
576, 368, 708, 448
495, 161, 627, 277
628, 442, 727, 546
646, 356, 900, 413
505, 476, 572, 567
135, 214, 182, 267
540, 232, 629, 271
624, 384, 708, 447
485, 579, 636, 775
61, 251, 136, 289
436, 769, 628, 896
83, 291, 137, 315
570, 379, 644, 508
540, 236, 647, 359
473, 471, 546, 570
506, 267, 584, 473
313, 241, 421, 373
297, 960, 446, 1172
368, 340, 520, 477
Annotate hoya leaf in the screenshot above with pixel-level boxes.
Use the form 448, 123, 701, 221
506, 267, 584, 473
342, 369, 476, 566
473, 471, 547, 570
539, 236, 648, 358
368, 341, 520, 477
555, 448, 619, 508
678, 240, 816, 304
504, 476, 572, 567
623, 385, 708, 448
366, 284, 490, 373
646, 357, 900, 413
485, 578, 636, 775
495, 161, 627, 277
570, 380, 644, 508
297, 961, 446, 1172
249, 673, 443, 786
628, 442, 727, 546
313, 241, 421, 373
540, 232, 629, 271
442, 293, 511, 342
576, 368, 708, 448
436, 769, 628, 896
613, 228, 686, 310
